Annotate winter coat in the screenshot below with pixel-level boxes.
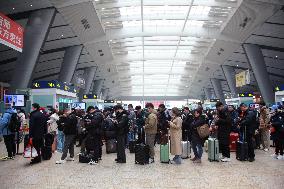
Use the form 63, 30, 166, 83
136, 111, 145, 130
29, 110, 47, 139
158, 109, 171, 132
259, 107, 270, 130
270, 112, 284, 143
190, 116, 206, 145
169, 116, 182, 155
63, 113, 78, 135
47, 113, 59, 134
85, 111, 104, 136
215, 109, 231, 145
0, 108, 16, 136
240, 110, 258, 135
115, 110, 129, 136
145, 110, 158, 135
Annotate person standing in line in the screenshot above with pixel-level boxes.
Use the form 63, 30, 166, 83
135, 106, 145, 143
144, 103, 158, 163
114, 105, 129, 163
215, 102, 231, 162
239, 103, 257, 162
47, 108, 59, 152
169, 107, 183, 164
0, 104, 17, 160
190, 108, 206, 163
56, 109, 78, 164
29, 103, 47, 164
259, 102, 270, 152
127, 104, 136, 148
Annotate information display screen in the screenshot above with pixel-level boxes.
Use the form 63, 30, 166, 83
4, 94, 25, 107
71, 102, 86, 110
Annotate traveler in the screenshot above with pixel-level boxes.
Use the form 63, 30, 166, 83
169, 107, 182, 164
228, 105, 239, 133
182, 107, 193, 141
47, 108, 59, 152
114, 105, 129, 163
56, 109, 78, 164
215, 102, 231, 162
144, 103, 158, 163
270, 106, 284, 160
56, 111, 65, 153
127, 104, 136, 148
135, 106, 145, 143
157, 104, 171, 144
83, 106, 104, 164
190, 108, 206, 163
238, 103, 257, 162
259, 102, 270, 152
29, 103, 47, 164
17, 108, 26, 154
0, 104, 17, 160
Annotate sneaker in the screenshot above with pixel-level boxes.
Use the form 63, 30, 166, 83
248, 158, 255, 162
271, 154, 278, 159
66, 157, 75, 161
0, 156, 9, 161
88, 161, 98, 165
277, 155, 283, 160
56, 159, 66, 164
149, 158, 155, 164
221, 157, 231, 162
263, 148, 269, 152
193, 159, 201, 163
219, 154, 223, 159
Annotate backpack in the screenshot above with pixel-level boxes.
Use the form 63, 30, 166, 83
197, 124, 210, 139
8, 113, 21, 132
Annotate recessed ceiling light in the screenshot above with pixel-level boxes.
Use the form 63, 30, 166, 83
275, 55, 278, 58
12, 8, 15, 10
61, 34, 64, 37
30, 4, 33, 7
236, 65, 239, 67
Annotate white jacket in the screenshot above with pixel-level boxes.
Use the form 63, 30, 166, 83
47, 113, 59, 134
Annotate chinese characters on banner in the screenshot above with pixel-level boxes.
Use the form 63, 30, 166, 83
0, 12, 24, 52
235, 70, 250, 87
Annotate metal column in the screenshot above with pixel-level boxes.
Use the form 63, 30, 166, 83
93, 79, 104, 95
204, 88, 215, 100
58, 45, 83, 83
83, 67, 96, 94
211, 78, 225, 104
222, 65, 239, 97
10, 8, 56, 90
243, 44, 274, 104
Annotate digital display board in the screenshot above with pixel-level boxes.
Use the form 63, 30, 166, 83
71, 102, 86, 110
4, 94, 25, 107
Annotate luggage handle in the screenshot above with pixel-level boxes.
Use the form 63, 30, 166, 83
185, 130, 189, 155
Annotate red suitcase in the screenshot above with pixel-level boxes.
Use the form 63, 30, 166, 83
229, 132, 239, 152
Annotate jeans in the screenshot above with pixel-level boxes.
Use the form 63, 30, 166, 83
3, 134, 16, 157
146, 134, 156, 159
192, 141, 203, 159
127, 131, 135, 146
61, 135, 75, 160
57, 131, 64, 152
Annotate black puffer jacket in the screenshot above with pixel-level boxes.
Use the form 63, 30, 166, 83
190, 116, 206, 144
215, 109, 231, 145
158, 109, 171, 132
115, 110, 129, 136
240, 110, 258, 135
84, 111, 104, 136
63, 113, 78, 135
29, 110, 47, 139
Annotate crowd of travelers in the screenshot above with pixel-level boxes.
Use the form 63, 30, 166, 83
0, 100, 283, 165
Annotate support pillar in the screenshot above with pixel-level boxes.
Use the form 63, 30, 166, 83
11, 8, 56, 90
83, 67, 96, 94
58, 45, 83, 83
93, 79, 103, 95
222, 65, 239, 97
243, 44, 274, 104
211, 78, 225, 104
204, 88, 215, 100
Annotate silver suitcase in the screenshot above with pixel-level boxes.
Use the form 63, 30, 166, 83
181, 141, 191, 159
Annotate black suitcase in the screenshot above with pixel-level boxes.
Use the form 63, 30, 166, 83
106, 139, 117, 154
135, 143, 150, 165
236, 141, 248, 161
41, 146, 52, 160
44, 133, 54, 147
79, 153, 93, 163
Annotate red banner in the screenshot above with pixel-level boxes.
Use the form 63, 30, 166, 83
0, 12, 24, 52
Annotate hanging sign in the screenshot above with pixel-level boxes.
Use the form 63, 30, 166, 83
83, 94, 97, 99
0, 12, 24, 52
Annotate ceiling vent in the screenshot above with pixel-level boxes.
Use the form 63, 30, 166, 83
81, 18, 90, 30
239, 17, 251, 29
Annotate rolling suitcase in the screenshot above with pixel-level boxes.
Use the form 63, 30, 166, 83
181, 130, 191, 159
208, 138, 219, 162
160, 130, 170, 163
106, 139, 117, 154
236, 126, 248, 161
135, 128, 150, 165
229, 132, 239, 152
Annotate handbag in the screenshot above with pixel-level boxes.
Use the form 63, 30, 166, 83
23, 139, 38, 158
197, 124, 210, 139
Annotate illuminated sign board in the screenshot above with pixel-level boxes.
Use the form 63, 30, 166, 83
209, 99, 220, 102
238, 93, 254, 97
32, 80, 77, 93
83, 94, 97, 99
104, 100, 115, 103
275, 85, 284, 92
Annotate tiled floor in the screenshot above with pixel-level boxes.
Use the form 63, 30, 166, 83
0, 141, 283, 189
